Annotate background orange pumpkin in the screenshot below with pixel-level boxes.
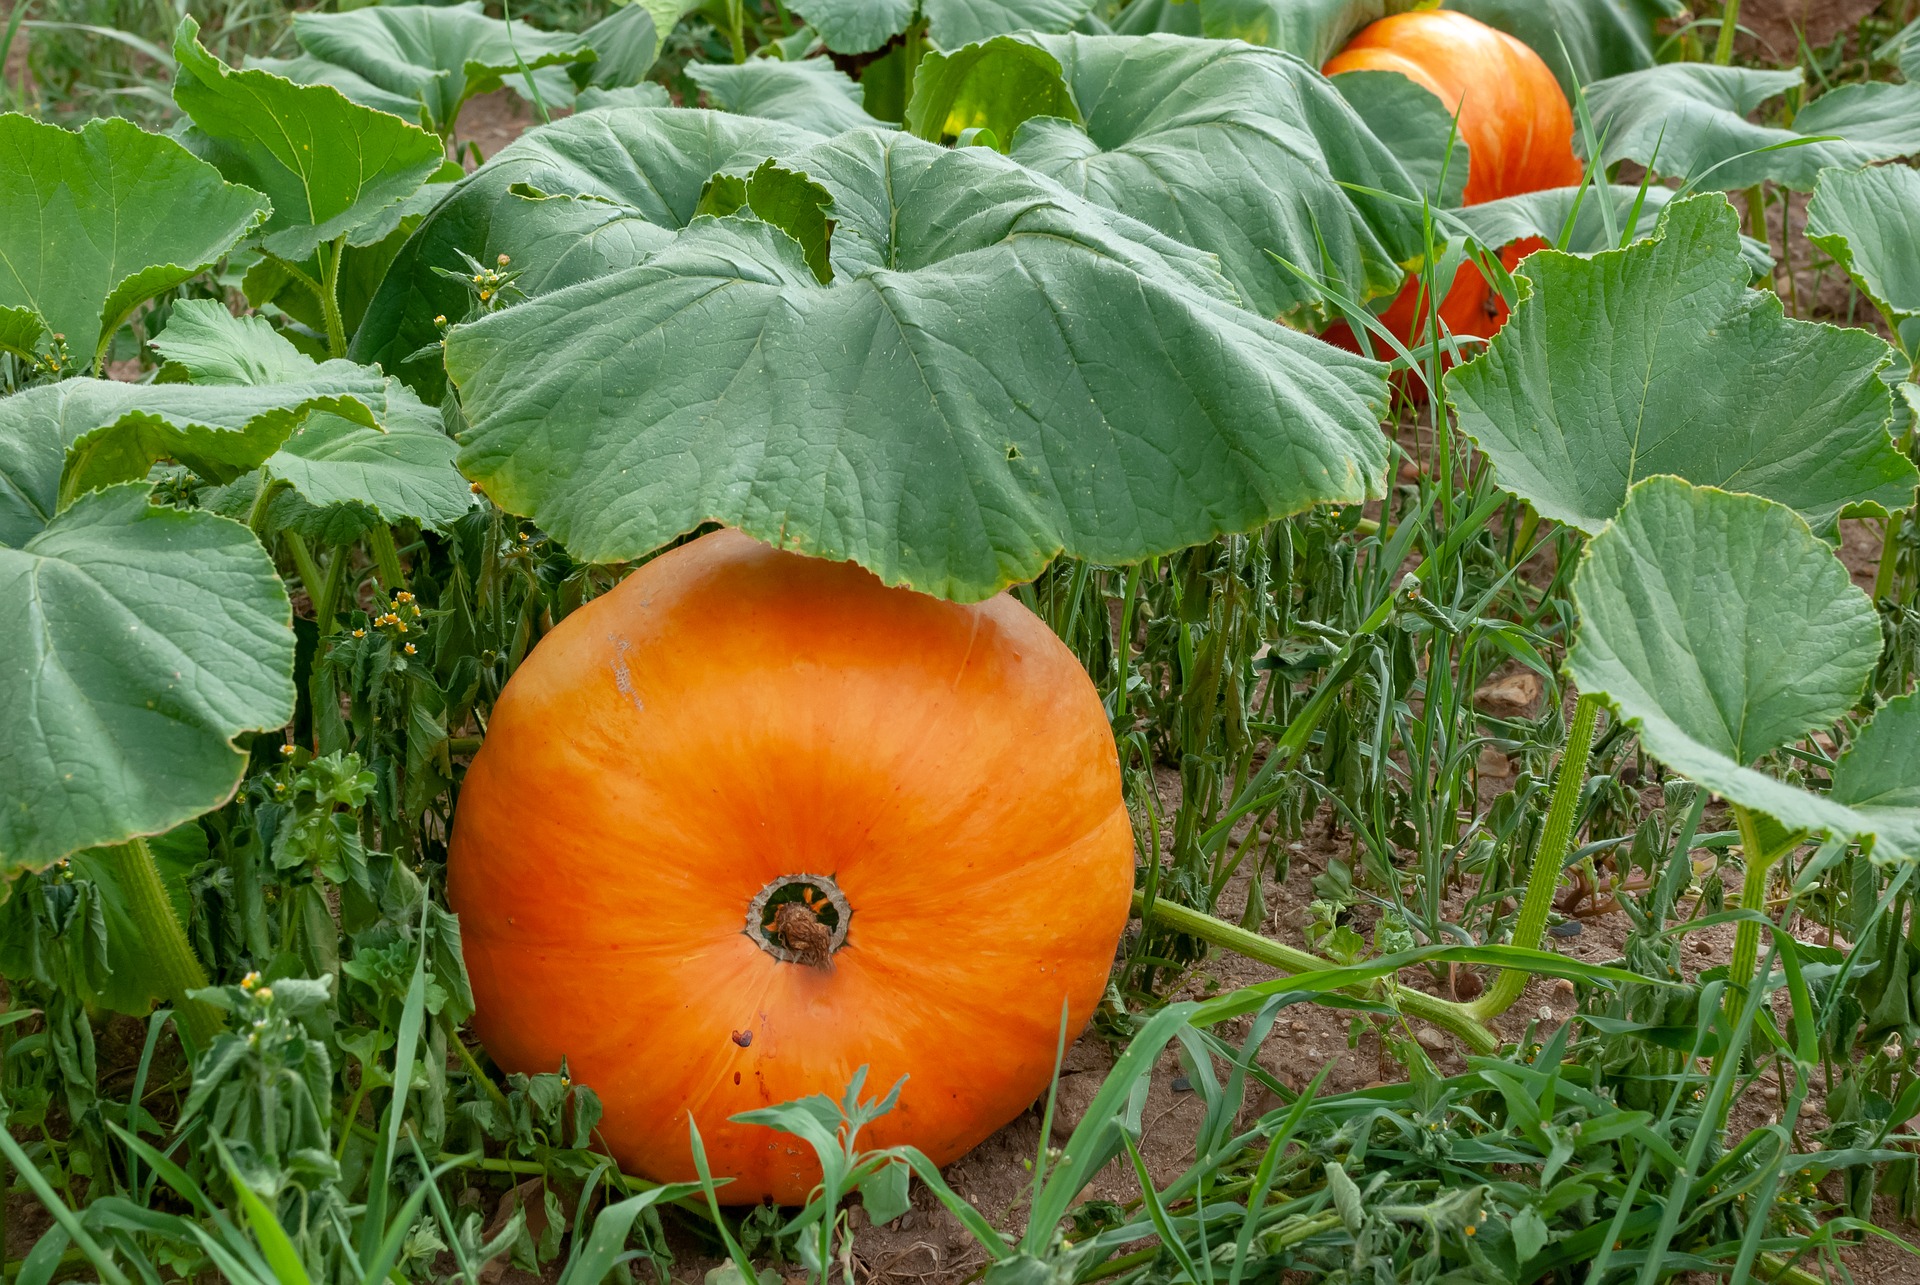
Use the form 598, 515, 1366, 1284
448, 530, 1135, 1204
1321, 10, 1580, 365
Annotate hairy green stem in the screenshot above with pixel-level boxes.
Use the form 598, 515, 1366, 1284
283, 530, 327, 617
1875, 512, 1904, 603
366, 523, 407, 591
246, 473, 289, 538
1469, 690, 1602, 1022
116, 837, 220, 1050
1725, 806, 1804, 1019
1131, 892, 1499, 1054
319, 236, 348, 359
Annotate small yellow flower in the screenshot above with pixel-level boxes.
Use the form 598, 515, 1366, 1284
397, 621, 408, 633
404, 642, 417, 655
353, 628, 367, 638
397, 591, 414, 603
279, 742, 295, 756
479, 290, 492, 302
433, 314, 448, 326
242, 971, 261, 989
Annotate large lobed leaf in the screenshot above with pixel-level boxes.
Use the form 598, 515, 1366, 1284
908, 33, 1430, 319
0, 114, 269, 371
1584, 64, 1920, 192
1450, 194, 1916, 535
1113, 0, 1382, 68
172, 16, 447, 261
444, 130, 1393, 601
1443, 0, 1680, 97
1568, 477, 1887, 847
353, 107, 823, 395
1806, 163, 1920, 352
0, 484, 295, 871
289, 2, 594, 135
788, 0, 1093, 55
687, 58, 891, 135
1449, 184, 1773, 277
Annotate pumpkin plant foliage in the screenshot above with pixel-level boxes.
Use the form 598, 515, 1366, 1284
788, 0, 1093, 55
1583, 64, 1920, 192
1568, 477, 1918, 859
1449, 183, 1772, 273
1449, 194, 1917, 535
355, 108, 822, 397
1441, 0, 1679, 98
171, 16, 447, 262
0, 114, 269, 372
905, 33, 1431, 319
1807, 164, 1920, 361
1113, 0, 1385, 67
444, 131, 1393, 601
687, 58, 891, 136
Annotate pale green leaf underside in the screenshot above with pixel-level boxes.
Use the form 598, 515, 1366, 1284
1450, 195, 1916, 534
1449, 184, 1772, 278
1570, 477, 1882, 838
172, 16, 447, 261
0, 484, 295, 871
1329, 69, 1467, 209
688, 58, 890, 136
354, 108, 822, 396
0, 114, 269, 371
152, 301, 470, 527
0, 367, 393, 546
1806, 164, 1920, 330
786, 0, 915, 54
445, 131, 1392, 601
1585, 64, 1920, 191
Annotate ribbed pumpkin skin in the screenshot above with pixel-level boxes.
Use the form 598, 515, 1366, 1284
1322, 10, 1582, 205
448, 530, 1134, 1204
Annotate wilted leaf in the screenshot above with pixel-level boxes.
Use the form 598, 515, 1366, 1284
289, 2, 593, 135
353, 107, 821, 395
1584, 64, 1920, 191
0, 114, 269, 371
1569, 477, 1880, 837
910, 33, 1430, 318
172, 16, 447, 261
445, 131, 1391, 601
1450, 194, 1916, 534
0, 484, 295, 870
688, 58, 890, 135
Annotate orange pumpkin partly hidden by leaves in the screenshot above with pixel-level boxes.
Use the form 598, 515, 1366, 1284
449, 530, 1134, 1204
1321, 10, 1580, 365
1323, 10, 1582, 205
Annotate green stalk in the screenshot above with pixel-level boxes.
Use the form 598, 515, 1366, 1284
319, 236, 348, 360
245, 472, 289, 538
116, 837, 221, 1050
365, 523, 407, 591
1713, 0, 1741, 63
1469, 690, 1603, 1022
282, 530, 326, 616
1875, 512, 1904, 603
1725, 805, 1804, 1019
1132, 892, 1499, 1053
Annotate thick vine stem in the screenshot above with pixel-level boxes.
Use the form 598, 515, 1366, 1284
1131, 892, 1499, 1054
319, 236, 348, 359
366, 523, 407, 591
1468, 690, 1603, 1023
1724, 805, 1804, 1020
117, 836, 221, 1050
1713, 0, 1741, 63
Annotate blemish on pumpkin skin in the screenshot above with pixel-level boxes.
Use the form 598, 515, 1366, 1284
608, 635, 644, 714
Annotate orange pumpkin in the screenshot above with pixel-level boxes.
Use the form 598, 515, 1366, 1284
448, 530, 1134, 1204
1323, 10, 1582, 205
1321, 11, 1580, 368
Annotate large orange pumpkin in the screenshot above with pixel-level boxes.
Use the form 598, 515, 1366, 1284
448, 530, 1134, 1204
1321, 10, 1580, 367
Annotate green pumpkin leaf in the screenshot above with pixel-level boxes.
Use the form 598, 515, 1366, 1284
1568, 477, 1881, 836
0, 367, 392, 545
1449, 194, 1916, 535
1806, 164, 1920, 344
0, 308, 44, 364
245, 53, 431, 126
1584, 65, 1920, 192
172, 16, 447, 261
1449, 184, 1773, 277
903, 36, 1082, 149
688, 58, 890, 135
1113, 0, 1381, 67
0, 114, 269, 372
0, 484, 295, 871
1329, 69, 1467, 207
576, 83, 672, 112
353, 107, 821, 396
785, 0, 915, 54
289, 2, 594, 136
912, 33, 1429, 319
68, 825, 205, 1014
789, 0, 1092, 54
580, 5, 662, 88
445, 131, 1391, 601
1831, 694, 1920, 864
1443, 0, 1680, 99
151, 301, 470, 529
1881, 15, 1920, 78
